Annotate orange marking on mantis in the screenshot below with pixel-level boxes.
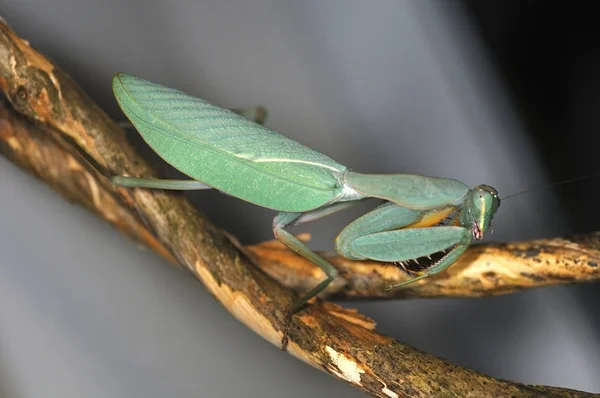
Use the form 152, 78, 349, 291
409, 206, 457, 228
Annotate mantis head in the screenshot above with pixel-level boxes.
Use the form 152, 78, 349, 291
462, 184, 500, 240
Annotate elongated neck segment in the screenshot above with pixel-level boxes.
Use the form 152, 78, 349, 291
342, 171, 470, 210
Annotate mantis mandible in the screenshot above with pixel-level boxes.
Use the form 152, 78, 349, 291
108, 73, 501, 318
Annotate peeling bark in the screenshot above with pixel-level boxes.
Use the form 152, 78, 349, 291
1, 19, 597, 397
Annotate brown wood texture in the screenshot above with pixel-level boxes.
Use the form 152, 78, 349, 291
247, 233, 600, 300
1, 19, 598, 398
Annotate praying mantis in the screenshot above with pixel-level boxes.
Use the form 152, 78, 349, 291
108, 73, 501, 317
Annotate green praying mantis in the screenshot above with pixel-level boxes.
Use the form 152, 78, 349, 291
108, 73, 501, 318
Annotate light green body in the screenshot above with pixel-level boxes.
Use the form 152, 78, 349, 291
110, 73, 500, 322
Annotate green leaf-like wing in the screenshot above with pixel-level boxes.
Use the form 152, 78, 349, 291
113, 73, 347, 212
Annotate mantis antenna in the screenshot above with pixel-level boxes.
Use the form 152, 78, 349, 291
500, 172, 600, 201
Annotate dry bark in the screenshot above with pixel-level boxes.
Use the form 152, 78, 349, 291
247, 233, 600, 300
1, 19, 597, 397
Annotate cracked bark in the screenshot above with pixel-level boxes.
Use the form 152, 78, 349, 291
247, 232, 600, 300
1, 19, 597, 398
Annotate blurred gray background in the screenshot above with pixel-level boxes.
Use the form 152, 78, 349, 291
1, 1, 599, 397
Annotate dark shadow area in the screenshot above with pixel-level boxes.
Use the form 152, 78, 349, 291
463, 0, 600, 364
463, 1, 600, 234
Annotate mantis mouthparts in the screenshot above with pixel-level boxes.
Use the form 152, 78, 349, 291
472, 221, 483, 240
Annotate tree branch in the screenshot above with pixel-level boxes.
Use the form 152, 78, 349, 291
0, 19, 596, 397
246, 233, 600, 300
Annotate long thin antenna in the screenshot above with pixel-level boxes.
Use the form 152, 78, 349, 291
501, 172, 600, 201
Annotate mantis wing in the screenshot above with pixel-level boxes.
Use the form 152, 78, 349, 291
113, 73, 347, 212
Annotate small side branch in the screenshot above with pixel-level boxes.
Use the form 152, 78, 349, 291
247, 233, 600, 300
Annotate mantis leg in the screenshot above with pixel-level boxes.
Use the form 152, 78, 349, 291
117, 121, 135, 130
111, 176, 212, 190
335, 202, 468, 289
64, 134, 213, 192
350, 225, 470, 261
271, 201, 366, 314
273, 211, 343, 315
384, 240, 469, 289
230, 106, 269, 125
335, 202, 422, 259
285, 200, 367, 226
350, 226, 472, 289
